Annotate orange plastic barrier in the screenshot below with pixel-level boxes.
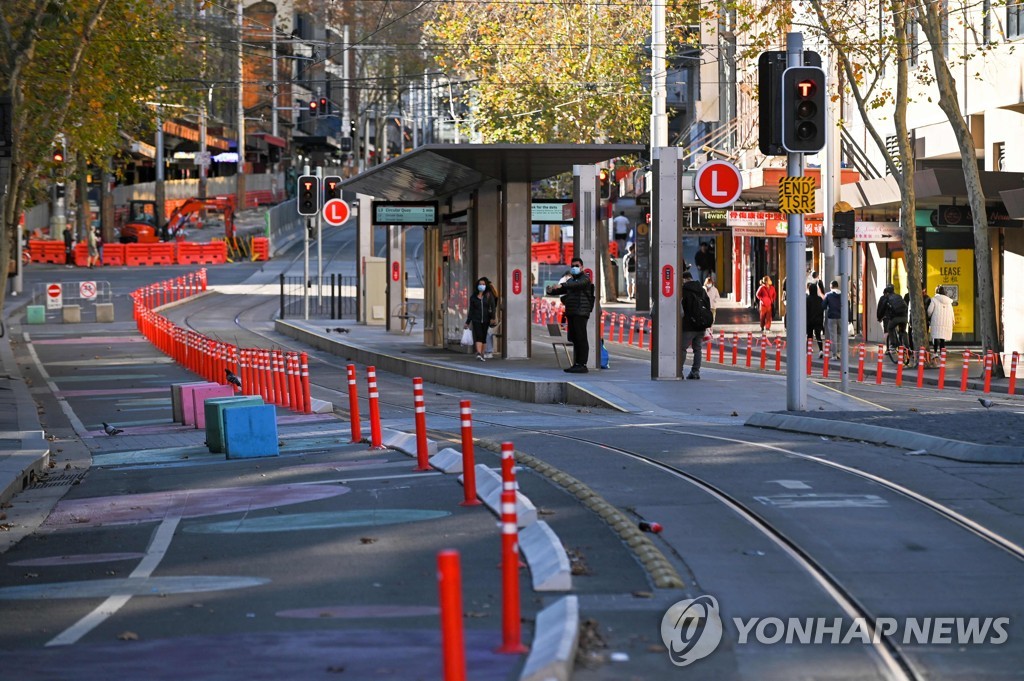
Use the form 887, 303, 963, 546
251, 237, 270, 261
102, 243, 125, 266
74, 242, 90, 267
247, 190, 275, 207
530, 241, 561, 264
29, 240, 67, 264
176, 241, 227, 265
609, 241, 619, 258
125, 242, 176, 266
562, 243, 574, 264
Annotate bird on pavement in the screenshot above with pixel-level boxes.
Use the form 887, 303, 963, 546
979, 397, 994, 409
225, 369, 242, 389
102, 422, 124, 436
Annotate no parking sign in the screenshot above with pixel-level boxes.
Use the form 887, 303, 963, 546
80, 281, 97, 300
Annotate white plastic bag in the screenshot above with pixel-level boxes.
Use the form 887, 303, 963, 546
460, 328, 473, 346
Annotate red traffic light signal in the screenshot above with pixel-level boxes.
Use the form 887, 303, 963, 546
308, 100, 318, 116
52, 148, 65, 164
323, 175, 342, 201
319, 97, 329, 115
598, 168, 612, 200
297, 174, 320, 216
781, 66, 826, 153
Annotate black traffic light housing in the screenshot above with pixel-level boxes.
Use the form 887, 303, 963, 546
319, 97, 329, 116
782, 66, 827, 153
297, 174, 320, 216
308, 100, 318, 117
758, 50, 822, 156
323, 175, 342, 201
598, 168, 611, 200
52, 148, 65, 164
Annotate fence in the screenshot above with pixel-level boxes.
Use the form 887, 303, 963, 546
279, 273, 357, 320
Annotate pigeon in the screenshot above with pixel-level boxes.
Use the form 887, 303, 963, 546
979, 398, 994, 409
327, 327, 350, 334
225, 369, 242, 389
102, 422, 123, 436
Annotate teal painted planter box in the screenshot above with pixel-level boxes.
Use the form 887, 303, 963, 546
204, 396, 264, 453
223, 404, 279, 459
26, 306, 46, 325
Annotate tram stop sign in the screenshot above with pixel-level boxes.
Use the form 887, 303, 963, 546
694, 159, 743, 209
323, 198, 351, 226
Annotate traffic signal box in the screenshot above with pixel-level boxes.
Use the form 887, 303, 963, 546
323, 175, 342, 202
297, 175, 320, 216
308, 100, 318, 117
598, 168, 612, 200
781, 66, 826, 153
319, 97, 329, 116
758, 50, 823, 156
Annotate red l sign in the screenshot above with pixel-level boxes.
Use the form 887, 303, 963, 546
323, 198, 351, 226
694, 160, 743, 209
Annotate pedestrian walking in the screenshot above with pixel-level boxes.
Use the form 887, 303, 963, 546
695, 242, 715, 284
94, 228, 104, 266
464, 276, 497, 362
86, 227, 99, 268
612, 211, 630, 257
755, 276, 776, 334
483, 279, 500, 358
927, 286, 955, 356
63, 224, 74, 267
823, 280, 842, 358
806, 283, 825, 356
680, 271, 713, 379
704, 276, 720, 331
622, 243, 637, 299
806, 270, 826, 298
546, 258, 594, 373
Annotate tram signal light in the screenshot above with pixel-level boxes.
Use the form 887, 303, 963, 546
323, 175, 342, 201
598, 168, 611, 200
52, 148, 65, 164
319, 97, 329, 115
297, 174, 320, 216
781, 66, 826, 153
308, 100, 318, 117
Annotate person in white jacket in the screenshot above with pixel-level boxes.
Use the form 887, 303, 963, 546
704, 277, 720, 331
927, 286, 955, 355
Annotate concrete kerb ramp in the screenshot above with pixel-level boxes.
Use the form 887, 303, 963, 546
746, 412, 1024, 464
275, 319, 616, 409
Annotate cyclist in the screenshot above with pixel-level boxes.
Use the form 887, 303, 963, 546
876, 284, 909, 345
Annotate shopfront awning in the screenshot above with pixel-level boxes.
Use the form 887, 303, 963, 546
840, 168, 1024, 214
339, 143, 646, 202
251, 131, 287, 148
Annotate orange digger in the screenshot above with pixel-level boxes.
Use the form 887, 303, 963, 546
120, 196, 237, 243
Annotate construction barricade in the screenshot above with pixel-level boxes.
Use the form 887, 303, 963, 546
125, 242, 176, 266
177, 241, 228, 265
29, 240, 67, 264
251, 236, 270, 261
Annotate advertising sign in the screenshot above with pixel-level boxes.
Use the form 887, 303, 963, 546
926, 249, 974, 336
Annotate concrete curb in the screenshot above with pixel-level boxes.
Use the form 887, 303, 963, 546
519, 596, 580, 681
0, 324, 50, 507
520, 521, 572, 592
428, 447, 463, 473
380, 427, 437, 458
745, 412, 1024, 464
476, 439, 685, 590
470, 464, 538, 528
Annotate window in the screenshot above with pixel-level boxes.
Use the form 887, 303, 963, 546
1010, 2, 1024, 39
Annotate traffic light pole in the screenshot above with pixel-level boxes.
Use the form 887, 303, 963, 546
785, 32, 807, 412
838, 238, 851, 393
315, 167, 324, 309
303, 164, 311, 321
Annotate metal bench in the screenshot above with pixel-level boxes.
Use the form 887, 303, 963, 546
536, 322, 573, 368
391, 302, 418, 335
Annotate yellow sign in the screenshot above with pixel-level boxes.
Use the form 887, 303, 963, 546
778, 177, 816, 215
926, 249, 974, 337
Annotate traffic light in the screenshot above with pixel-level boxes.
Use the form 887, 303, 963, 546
781, 66, 827, 153
297, 174, 320, 216
319, 97, 329, 116
308, 100, 318, 117
323, 175, 342, 201
52, 147, 65, 164
598, 168, 611, 200
758, 51, 786, 155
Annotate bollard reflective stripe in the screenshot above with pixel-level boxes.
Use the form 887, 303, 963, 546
937, 348, 947, 390
459, 400, 481, 506
895, 347, 904, 386
983, 350, 994, 394
496, 490, 526, 654
300, 352, 311, 414
822, 339, 831, 378
731, 333, 739, 365
806, 338, 813, 376
367, 366, 384, 448
961, 350, 971, 392
1010, 352, 1019, 396
500, 441, 516, 493
916, 347, 926, 388
876, 345, 884, 385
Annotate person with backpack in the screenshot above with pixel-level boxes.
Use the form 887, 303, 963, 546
876, 284, 909, 341
546, 257, 595, 373
680, 271, 713, 380
622, 242, 637, 299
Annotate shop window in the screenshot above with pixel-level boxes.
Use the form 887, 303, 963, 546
1010, 2, 1024, 39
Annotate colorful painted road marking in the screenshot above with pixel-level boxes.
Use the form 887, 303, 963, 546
184, 509, 451, 534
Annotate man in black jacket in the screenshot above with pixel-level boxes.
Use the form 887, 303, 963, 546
680, 271, 712, 379
547, 257, 594, 373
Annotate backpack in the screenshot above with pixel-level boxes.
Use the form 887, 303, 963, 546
887, 293, 908, 317
684, 287, 714, 329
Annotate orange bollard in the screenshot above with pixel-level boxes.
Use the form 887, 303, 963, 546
1009, 351, 1019, 396
876, 345, 884, 385
437, 550, 467, 681
759, 337, 767, 370
496, 490, 527, 654
775, 339, 782, 372
961, 350, 971, 392
745, 332, 753, 368
983, 350, 993, 394
937, 348, 947, 390
347, 364, 362, 443
857, 344, 866, 382
300, 352, 312, 414
895, 347, 904, 386
459, 400, 481, 506
637, 318, 645, 349
705, 334, 712, 363
916, 347, 926, 388
731, 333, 738, 365
617, 314, 626, 344
645, 319, 653, 351
367, 366, 385, 449
806, 338, 813, 376
413, 377, 430, 471
822, 340, 831, 378
628, 317, 637, 346
718, 330, 725, 364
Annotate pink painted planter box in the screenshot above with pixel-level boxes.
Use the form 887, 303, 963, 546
182, 383, 235, 427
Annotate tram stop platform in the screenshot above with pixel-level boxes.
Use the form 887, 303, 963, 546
275, 313, 876, 423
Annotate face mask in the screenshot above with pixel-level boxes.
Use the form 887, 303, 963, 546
477, 284, 486, 292
570, 267, 581, 276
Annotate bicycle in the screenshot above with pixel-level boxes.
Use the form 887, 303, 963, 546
883, 321, 916, 367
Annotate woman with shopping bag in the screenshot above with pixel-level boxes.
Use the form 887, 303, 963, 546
465, 276, 497, 361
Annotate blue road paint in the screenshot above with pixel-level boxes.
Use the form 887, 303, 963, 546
184, 509, 451, 534
0, 575, 269, 600
93, 446, 212, 467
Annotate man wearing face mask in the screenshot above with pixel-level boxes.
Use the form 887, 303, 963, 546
546, 257, 595, 373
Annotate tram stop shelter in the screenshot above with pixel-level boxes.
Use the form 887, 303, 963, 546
337, 143, 644, 366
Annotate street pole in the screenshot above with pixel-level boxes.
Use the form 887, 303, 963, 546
823, 53, 838, 283
315, 166, 323, 308
236, 0, 246, 210
839, 237, 851, 392
303, 163, 310, 321
785, 32, 807, 411
155, 104, 165, 233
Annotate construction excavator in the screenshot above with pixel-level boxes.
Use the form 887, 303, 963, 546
120, 196, 237, 244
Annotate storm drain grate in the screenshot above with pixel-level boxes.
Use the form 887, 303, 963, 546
30, 471, 88, 489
